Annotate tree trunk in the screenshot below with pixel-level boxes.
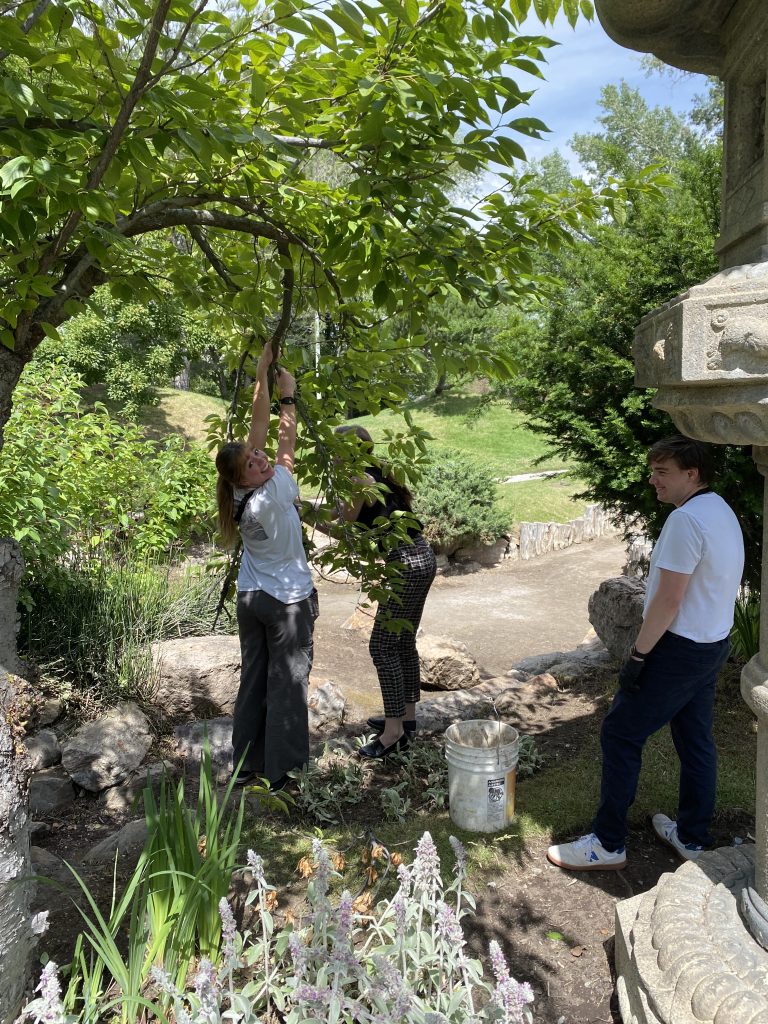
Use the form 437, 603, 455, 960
433, 370, 448, 396
0, 540, 36, 1021
0, 350, 38, 1017
173, 356, 191, 391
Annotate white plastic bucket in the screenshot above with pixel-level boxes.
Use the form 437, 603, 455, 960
444, 719, 519, 833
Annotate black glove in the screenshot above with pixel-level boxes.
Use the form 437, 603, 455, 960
618, 648, 646, 695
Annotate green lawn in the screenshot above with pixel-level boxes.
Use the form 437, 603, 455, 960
353, 394, 590, 525
353, 394, 568, 478
103, 385, 590, 525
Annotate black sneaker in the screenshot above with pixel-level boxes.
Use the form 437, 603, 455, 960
367, 716, 417, 736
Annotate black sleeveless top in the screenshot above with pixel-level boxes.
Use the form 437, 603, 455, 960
355, 466, 422, 539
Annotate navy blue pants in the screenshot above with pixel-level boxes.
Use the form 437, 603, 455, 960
592, 630, 730, 852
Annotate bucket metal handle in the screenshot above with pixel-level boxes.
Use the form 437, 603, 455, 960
486, 697, 502, 766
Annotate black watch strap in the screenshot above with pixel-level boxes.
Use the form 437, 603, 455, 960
630, 644, 646, 661
279, 395, 296, 405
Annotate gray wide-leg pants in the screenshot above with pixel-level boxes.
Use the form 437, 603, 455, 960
233, 588, 317, 785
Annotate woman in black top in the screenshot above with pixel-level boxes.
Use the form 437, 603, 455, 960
334, 426, 437, 759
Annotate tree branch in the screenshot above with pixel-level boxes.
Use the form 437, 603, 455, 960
188, 225, 238, 290
0, 0, 52, 60
39, 0, 173, 271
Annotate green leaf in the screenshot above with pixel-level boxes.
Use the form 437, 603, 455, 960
77, 191, 116, 224
0, 156, 31, 188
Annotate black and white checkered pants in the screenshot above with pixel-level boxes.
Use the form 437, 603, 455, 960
369, 535, 437, 718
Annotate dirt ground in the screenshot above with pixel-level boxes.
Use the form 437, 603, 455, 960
28, 536, 754, 1024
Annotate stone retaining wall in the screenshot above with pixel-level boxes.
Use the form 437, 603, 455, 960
448, 504, 618, 568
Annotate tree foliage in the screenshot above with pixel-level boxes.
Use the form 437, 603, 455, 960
50, 287, 230, 412
0, 357, 215, 589
510, 81, 763, 587
0, 0, 670, 467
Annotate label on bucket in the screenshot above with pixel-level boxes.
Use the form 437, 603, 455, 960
487, 776, 506, 828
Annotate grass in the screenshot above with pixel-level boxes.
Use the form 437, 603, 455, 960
496, 477, 589, 527
89, 385, 589, 523
83, 385, 227, 447
353, 394, 568, 478
353, 393, 591, 525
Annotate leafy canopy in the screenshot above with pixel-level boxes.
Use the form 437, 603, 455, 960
0, 0, 670, 463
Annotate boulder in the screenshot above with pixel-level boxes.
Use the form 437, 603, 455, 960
84, 819, 148, 864
173, 717, 233, 768
29, 768, 75, 816
61, 702, 153, 792
308, 680, 346, 733
341, 605, 376, 632
417, 674, 559, 735
588, 576, 646, 662
150, 635, 241, 719
31, 847, 74, 886
24, 729, 61, 770
37, 698, 63, 727
418, 635, 481, 690
511, 643, 613, 682
453, 537, 509, 567
101, 761, 175, 814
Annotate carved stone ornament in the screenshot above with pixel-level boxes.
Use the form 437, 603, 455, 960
633, 264, 768, 443
615, 845, 768, 1024
595, 0, 731, 75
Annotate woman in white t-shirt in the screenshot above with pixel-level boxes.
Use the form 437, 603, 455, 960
215, 344, 316, 792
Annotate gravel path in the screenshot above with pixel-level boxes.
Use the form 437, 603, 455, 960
311, 534, 626, 713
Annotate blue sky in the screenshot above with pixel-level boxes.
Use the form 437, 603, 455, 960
515, 12, 709, 170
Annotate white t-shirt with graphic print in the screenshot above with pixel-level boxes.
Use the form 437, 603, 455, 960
644, 491, 744, 643
235, 465, 313, 604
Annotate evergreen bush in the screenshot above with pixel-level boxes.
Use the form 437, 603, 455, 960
413, 459, 509, 554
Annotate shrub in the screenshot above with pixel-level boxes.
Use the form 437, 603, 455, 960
413, 458, 509, 554
0, 357, 216, 592
731, 591, 760, 663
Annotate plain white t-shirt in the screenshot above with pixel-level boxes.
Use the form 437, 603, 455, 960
235, 465, 313, 604
644, 491, 744, 642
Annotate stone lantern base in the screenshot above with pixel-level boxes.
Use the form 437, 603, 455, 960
615, 844, 768, 1024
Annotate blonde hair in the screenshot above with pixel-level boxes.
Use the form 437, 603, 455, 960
215, 441, 249, 548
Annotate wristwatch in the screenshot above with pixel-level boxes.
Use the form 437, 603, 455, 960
279, 396, 296, 405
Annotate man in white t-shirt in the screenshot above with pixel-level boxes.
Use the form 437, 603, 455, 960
548, 435, 744, 871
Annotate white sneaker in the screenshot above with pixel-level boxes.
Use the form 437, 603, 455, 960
546, 833, 627, 871
652, 813, 705, 861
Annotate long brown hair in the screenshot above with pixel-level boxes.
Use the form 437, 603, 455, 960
335, 424, 413, 509
216, 441, 249, 548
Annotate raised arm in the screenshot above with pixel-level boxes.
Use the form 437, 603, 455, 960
275, 367, 297, 473
246, 343, 274, 451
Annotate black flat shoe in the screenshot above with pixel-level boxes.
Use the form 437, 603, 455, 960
231, 769, 262, 788
367, 716, 417, 736
358, 733, 410, 760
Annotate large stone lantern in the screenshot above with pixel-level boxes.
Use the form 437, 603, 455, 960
594, 2, 768, 1022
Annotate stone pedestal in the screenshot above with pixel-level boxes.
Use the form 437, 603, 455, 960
615, 846, 768, 1024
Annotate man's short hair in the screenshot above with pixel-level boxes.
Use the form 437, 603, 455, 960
647, 434, 714, 485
